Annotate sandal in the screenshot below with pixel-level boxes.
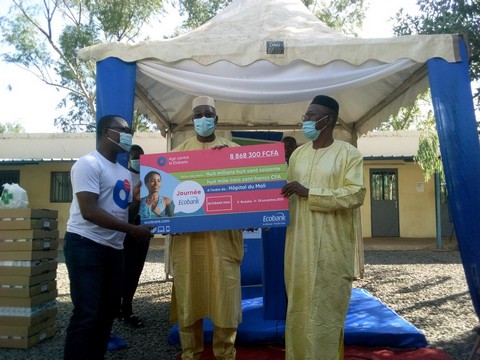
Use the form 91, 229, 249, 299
120, 313, 144, 328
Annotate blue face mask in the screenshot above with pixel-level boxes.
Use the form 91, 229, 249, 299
302, 117, 328, 141
194, 117, 216, 137
130, 159, 140, 172
108, 129, 133, 152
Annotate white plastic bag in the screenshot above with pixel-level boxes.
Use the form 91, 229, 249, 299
0, 183, 29, 209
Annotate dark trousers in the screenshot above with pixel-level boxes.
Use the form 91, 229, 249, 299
121, 234, 150, 315
63, 232, 123, 360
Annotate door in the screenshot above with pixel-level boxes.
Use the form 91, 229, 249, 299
370, 169, 399, 237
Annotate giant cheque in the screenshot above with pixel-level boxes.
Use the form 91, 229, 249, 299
139, 143, 289, 234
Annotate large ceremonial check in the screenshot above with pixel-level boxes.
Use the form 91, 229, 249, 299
139, 143, 289, 234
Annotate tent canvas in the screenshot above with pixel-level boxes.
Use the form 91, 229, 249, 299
78, 0, 459, 143
79, 0, 480, 330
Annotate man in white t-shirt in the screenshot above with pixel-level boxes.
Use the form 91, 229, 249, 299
63, 115, 153, 360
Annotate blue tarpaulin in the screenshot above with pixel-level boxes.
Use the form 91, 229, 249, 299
168, 288, 428, 348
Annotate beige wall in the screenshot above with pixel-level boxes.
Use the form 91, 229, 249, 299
0, 133, 168, 237
1, 132, 439, 239
2, 162, 73, 237
6, 159, 438, 240
360, 160, 436, 238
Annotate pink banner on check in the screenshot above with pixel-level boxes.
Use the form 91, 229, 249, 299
141, 143, 284, 172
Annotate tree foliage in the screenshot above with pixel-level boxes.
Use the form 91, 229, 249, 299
376, 91, 434, 131
393, 0, 480, 109
1, 0, 366, 132
415, 128, 443, 183
390, 1, 480, 183
177, 0, 366, 35
374, 90, 444, 182
177, 0, 232, 29
0, 122, 25, 134
0, 0, 164, 132
309, 0, 366, 36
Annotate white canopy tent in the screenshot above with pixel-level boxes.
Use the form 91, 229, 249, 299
78, 0, 480, 332
78, 0, 460, 145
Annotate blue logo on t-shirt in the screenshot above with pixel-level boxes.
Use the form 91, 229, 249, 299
113, 179, 130, 209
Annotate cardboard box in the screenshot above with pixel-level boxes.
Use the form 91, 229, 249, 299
0, 271, 56, 287
0, 209, 58, 220
0, 229, 59, 243
0, 259, 57, 276
0, 239, 59, 252
0, 303, 57, 327
0, 289, 57, 307
0, 280, 56, 298
0, 325, 56, 349
0, 219, 58, 231
0, 249, 58, 261
0, 229, 59, 240
0, 315, 55, 337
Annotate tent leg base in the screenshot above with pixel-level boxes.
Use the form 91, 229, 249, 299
468, 327, 480, 360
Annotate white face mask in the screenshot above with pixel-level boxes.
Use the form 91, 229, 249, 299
108, 129, 133, 152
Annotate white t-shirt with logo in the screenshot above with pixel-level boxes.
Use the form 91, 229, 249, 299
67, 150, 132, 249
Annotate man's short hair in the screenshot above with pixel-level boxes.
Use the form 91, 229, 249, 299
97, 115, 122, 142
130, 144, 144, 155
282, 136, 297, 147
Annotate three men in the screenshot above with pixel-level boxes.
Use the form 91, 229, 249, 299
65, 94, 364, 360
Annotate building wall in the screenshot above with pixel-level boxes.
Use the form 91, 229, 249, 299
1, 162, 73, 236
4, 159, 438, 240
1, 132, 439, 239
360, 160, 436, 238
0, 133, 168, 237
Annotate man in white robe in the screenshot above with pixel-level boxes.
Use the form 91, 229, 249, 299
169, 96, 243, 360
281, 95, 366, 360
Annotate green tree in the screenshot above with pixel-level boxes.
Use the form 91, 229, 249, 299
389, 1, 480, 183
415, 128, 443, 183
1, 0, 367, 133
0, 122, 25, 133
178, 0, 232, 29
0, 0, 164, 132
376, 91, 433, 131
178, 0, 366, 35
374, 86, 445, 183
309, 0, 366, 36
393, 0, 480, 109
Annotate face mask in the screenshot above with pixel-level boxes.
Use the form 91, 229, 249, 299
194, 117, 216, 137
302, 119, 328, 141
108, 129, 133, 152
130, 159, 140, 172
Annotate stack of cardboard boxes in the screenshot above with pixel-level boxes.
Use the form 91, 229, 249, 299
0, 209, 59, 349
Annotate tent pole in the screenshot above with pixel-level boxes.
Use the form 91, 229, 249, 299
96, 58, 136, 167
434, 171, 443, 250
427, 36, 480, 317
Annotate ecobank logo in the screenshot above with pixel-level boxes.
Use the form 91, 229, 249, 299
263, 212, 287, 223
173, 180, 205, 214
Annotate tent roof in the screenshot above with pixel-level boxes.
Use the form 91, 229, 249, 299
78, 0, 461, 144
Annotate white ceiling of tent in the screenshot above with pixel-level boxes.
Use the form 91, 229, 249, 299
78, 0, 460, 143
